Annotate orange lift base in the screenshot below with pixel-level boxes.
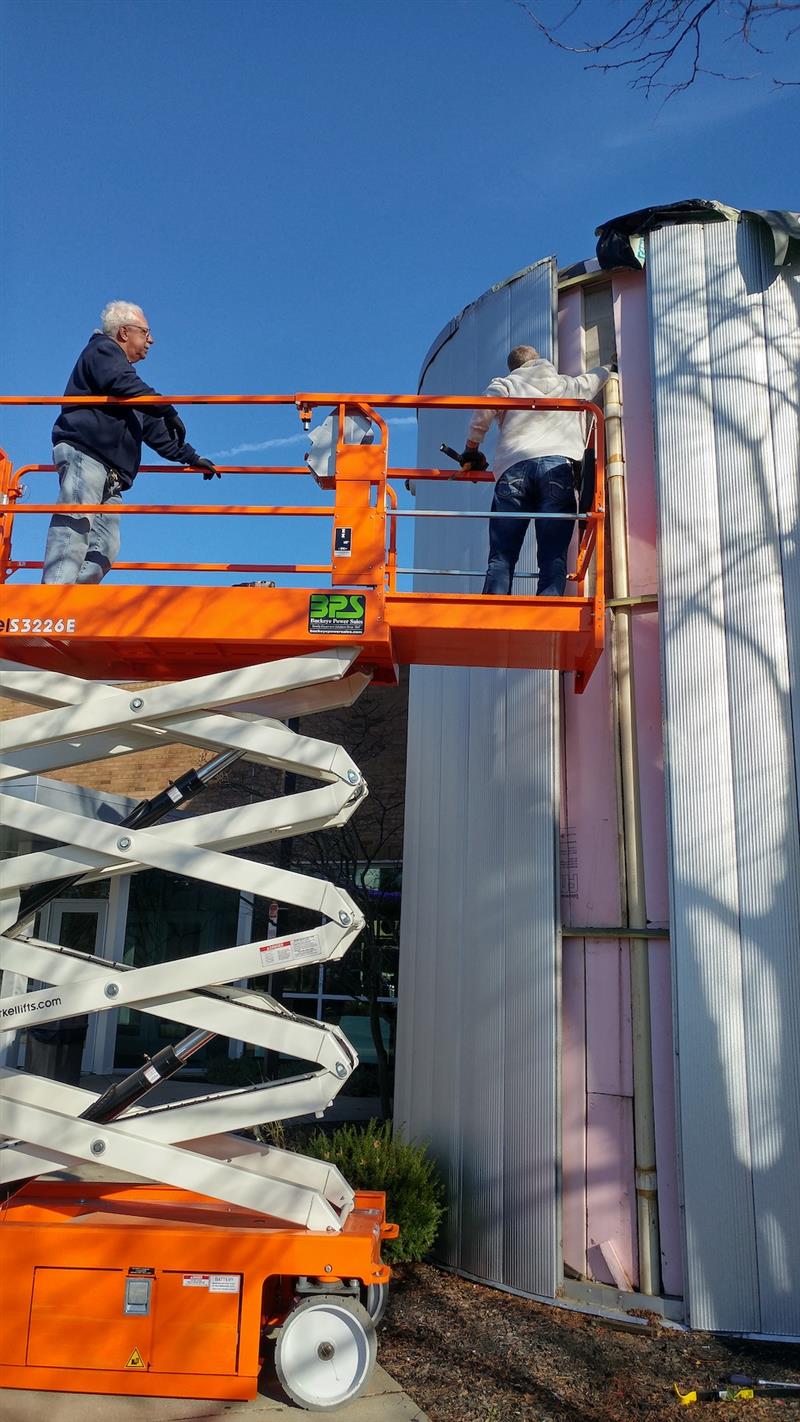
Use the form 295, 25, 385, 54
0, 1181, 393, 1401
0, 583, 602, 687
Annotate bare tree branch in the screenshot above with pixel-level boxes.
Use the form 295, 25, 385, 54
513, 0, 800, 97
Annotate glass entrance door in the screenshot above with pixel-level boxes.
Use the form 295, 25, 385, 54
44, 899, 108, 1074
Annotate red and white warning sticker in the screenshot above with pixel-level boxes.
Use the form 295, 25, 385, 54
257, 931, 323, 967
182, 1274, 210, 1287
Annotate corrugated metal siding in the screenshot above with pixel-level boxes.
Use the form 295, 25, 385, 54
395, 258, 562, 1297
649, 219, 800, 1333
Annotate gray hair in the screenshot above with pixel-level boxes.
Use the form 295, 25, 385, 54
100, 301, 145, 336
507, 344, 539, 371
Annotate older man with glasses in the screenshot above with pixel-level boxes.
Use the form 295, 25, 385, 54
42, 300, 218, 584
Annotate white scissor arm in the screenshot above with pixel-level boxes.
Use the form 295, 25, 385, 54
0, 654, 378, 1227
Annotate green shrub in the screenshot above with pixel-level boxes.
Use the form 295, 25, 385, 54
302, 1119, 445, 1263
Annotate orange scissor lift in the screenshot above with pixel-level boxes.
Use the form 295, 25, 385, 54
0, 392, 605, 1409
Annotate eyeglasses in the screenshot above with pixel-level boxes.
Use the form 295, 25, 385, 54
125, 324, 152, 339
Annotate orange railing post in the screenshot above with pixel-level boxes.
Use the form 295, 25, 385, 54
385, 484, 399, 595
330, 404, 388, 592
0, 448, 17, 585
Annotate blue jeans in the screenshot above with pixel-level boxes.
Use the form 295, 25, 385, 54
42, 443, 123, 584
482, 456, 576, 596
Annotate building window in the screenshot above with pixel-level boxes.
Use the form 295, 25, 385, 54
115, 869, 240, 1071
246, 862, 401, 1116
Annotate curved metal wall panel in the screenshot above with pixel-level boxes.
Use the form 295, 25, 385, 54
395, 258, 563, 1297
649, 219, 800, 1334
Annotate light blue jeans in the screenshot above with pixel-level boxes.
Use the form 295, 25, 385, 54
42, 443, 123, 584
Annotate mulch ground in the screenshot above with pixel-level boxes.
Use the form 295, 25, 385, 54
379, 1263, 800, 1422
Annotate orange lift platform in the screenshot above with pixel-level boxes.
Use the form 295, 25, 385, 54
0, 390, 606, 689
0, 392, 605, 1409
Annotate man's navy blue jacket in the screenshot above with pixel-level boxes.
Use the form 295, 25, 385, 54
52, 332, 199, 487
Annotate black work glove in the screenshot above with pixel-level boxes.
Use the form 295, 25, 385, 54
163, 408, 187, 444
460, 447, 488, 471
195, 457, 220, 480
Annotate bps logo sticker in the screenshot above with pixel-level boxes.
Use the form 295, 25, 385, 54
308, 593, 366, 636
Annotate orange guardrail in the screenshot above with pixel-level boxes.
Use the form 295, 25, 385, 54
0, 393, 606, 689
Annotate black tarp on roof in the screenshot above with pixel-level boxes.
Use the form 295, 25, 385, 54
595, 200, 800, 269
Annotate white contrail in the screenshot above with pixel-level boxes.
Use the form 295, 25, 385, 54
214, 413, 416, 458
213, 433, 308, 458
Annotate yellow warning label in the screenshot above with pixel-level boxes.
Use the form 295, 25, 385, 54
125, 1346, 146, 1370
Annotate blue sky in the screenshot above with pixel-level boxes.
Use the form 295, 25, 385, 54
2, 0, 798, 581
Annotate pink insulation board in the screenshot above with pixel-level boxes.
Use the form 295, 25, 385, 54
559, 271, 682, 1298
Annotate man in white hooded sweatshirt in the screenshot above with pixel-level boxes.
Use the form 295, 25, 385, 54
460, 344, 614, 596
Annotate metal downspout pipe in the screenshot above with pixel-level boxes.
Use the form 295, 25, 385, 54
605, 374, 662, 1296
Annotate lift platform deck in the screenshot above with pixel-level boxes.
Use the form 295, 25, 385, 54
0, 391, 606, 688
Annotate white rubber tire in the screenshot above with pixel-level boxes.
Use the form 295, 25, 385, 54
273, 1293, 377, 1412
362, 1280, 390, 1326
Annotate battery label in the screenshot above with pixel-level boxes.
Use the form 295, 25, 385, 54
209, 1274, 241, 1294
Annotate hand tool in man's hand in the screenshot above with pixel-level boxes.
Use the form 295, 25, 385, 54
459, 446, 489, 471
440, 443, 462, 464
